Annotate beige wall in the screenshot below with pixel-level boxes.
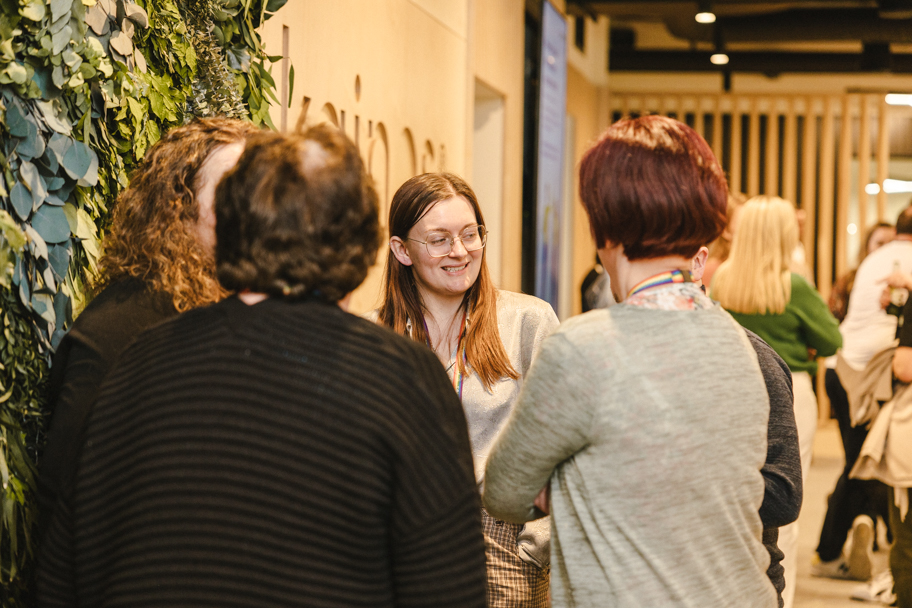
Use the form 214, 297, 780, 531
260, 0, 471, 313
260, 1, 612, 315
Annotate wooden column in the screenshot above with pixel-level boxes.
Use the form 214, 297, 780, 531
801, 98, 818, 276
818, 97, 836, 300
712, 95, 724, 164
877, 96, 890, 221
783, 97, 798, 205
836, 95, 853, 278
694, 96, 705, 141
730, 97, 743, 194
858, 95, 872, 242
748, 99, 761, 196
765, 101, 780, 196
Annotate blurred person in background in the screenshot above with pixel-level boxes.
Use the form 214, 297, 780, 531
712, 195, 842, 608
701, 191, 746, 290
812, 221, 895, 588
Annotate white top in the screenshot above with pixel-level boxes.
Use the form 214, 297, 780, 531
840, 239, 912, 370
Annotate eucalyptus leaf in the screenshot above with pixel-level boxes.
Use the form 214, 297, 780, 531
50, 0, 74, 22
15, 117, 45, 160
30, 66, 57, 99
9, 183, 32, 221
36, 100, 72, 135
61, 139, 95, 183
51, 25, 73, 55
48, 243, 70, 281
62, 202, 78, 233
23, 225, 48, 260
20, 0, 46, 22
123, 2, 148, 28
109, 30, 134, 56
19, 161, 48, 205
85, 3, 111, 35
6, 103, 29, 138
30, 293, 55, 325
44, 176, 65, 191
30, 205, 70, 243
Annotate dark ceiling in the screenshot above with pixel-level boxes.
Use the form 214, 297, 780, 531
566, 1, 912, 74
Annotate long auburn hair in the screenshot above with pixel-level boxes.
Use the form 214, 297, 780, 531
378, 173, 518, 390
713, 195, 798, 314
96, 117, 259, 312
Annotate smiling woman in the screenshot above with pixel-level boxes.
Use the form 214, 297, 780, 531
374, 172, 559, 608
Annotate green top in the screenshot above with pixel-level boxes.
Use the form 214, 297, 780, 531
723, 273, 842, 374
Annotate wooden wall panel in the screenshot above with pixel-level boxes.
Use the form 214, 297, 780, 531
836, 95, 852, 278
878, 97, 890, 221
818, 97, 836, 299
858, 95, 871, 242
783, 100, 798, 205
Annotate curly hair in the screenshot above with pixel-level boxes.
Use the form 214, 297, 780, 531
96, 117, 259, 312
215, 126, 381, 302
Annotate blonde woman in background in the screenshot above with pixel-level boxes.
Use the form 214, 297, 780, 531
702, 191, 746, 289
713, 195, 842, 608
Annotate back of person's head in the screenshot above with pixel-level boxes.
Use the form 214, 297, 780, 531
98, 117, 259, 311
896, 205, 912, 236
578, 114, 728, 260
859, 221, 894, 265
215, 126, 380, 303
712, 196, 798, 314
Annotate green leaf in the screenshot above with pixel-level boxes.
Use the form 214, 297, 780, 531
61, 139, 96, 185
20, 0, 46, 22
74, 207, 95, 241
9, 183, 31, 221
5, 102, 29, 138
30, 292, 55, 325
51, 25, 73, 55
31, 205, 70, 243
288, 64, 294, 108
50, 0, 73, 22
23, 225, 48, 260
19, 161, 48, 205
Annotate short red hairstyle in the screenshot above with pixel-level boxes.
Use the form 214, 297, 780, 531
579, 115, 728, 260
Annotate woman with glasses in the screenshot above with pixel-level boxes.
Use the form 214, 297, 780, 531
375, 172, 559, 608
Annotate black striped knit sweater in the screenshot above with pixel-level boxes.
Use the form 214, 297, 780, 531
38, 296, 487, 607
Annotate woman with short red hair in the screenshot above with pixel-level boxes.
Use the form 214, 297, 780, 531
484, 115, 777, 607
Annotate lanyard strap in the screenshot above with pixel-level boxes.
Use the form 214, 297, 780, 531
626, 269, 693, 300
420, 309, 469, 401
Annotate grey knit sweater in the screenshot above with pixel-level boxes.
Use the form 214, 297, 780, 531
484, 303, 778, 607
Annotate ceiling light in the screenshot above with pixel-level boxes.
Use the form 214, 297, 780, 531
710, 53, 729, 65
886, 93, 912, 106
695, 12, 716, 23
867, 179, 912, 194
848, 223, 858, 235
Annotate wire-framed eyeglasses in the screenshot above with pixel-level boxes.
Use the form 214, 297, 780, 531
409, 225, 488, 258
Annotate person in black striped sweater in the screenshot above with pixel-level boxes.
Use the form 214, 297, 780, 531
38, 127, 487, 608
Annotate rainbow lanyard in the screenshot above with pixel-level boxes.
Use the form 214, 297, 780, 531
423, 310, 469, 401
626, 269, 693, 300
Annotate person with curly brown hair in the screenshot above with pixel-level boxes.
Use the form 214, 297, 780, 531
38, 127, 487, 607
37, 117, 258, 540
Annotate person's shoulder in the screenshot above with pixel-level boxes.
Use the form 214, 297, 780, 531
742, 327, 791, 378
790, 271, 815, 292
495, 290, 558, 325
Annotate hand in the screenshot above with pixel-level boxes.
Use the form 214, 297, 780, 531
881, 285, 893, 311
534, 484, 551, 515
879, 271, 912, 291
